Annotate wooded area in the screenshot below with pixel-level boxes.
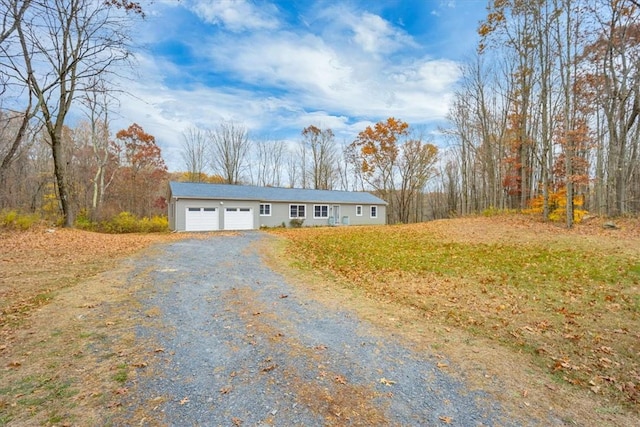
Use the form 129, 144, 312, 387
442, 0, 640, 227
0, 0, 638, 227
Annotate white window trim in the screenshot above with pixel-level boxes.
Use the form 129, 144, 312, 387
370, 206, 378, 218
356, 205, 363, 216
313, 204, 329, 219
259, 203, 271, 216
289, 204, 306, 219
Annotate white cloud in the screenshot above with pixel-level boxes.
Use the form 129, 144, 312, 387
190, 0, 279, 32
351, 12, 415, 55
206, 31, 358, 101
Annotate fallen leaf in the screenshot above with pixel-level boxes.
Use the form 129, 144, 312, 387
437, 362, 448, 369
231, 417, 243, 426
220, 386, 232, 394
335, 375, 347, 384
439, 415, 453, 423
262, 364, 277, 372
379, 377, 396, 386
280, 294, 288, 298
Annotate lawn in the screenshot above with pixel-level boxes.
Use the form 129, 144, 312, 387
270, 215, 640, 417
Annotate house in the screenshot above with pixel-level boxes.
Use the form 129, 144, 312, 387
168, 181, 387, 231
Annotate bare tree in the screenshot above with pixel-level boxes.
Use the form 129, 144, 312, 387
208, 121, 250, 184
589, 0, 640, 216
0, 1, 37, 187
79, 77, 117, 215
2, 0, 137, 226
395, 136, 438, 223
0, 0, 31, 48
181, 127, 208, 182
301, 125, 338, 190
251, 137, 285, 187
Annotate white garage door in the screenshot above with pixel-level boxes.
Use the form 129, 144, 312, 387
224, 207, 253, 230
185, 207, 219, 231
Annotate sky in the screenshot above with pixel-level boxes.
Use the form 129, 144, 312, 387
116, 0, 490, 171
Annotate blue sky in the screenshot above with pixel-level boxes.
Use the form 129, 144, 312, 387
117, 0, 489, 171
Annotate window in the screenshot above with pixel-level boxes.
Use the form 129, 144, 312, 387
203, 208, 216, 212
188, 207, 200, 212
370, 206, 378, 218
259, 204, 271, 216
356, 205, 363, 216
314, 205, 329, 218
289, 204, 306, 218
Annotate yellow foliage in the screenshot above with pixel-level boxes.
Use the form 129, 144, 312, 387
76, 211, 168, 233
0, 210, 41, 230
527, 190, 587, 223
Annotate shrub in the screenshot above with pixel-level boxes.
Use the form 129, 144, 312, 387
138, 215, 169, 233
0, 210, 18, 227
0, 210, 41, 230
289, 218, 304, 228
103, 211, 138, 233
97, 212, 168, 233
75, 209, 96, 231
75, 211, 168, 233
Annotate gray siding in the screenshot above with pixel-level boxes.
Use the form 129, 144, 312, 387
255, 202, 385, 228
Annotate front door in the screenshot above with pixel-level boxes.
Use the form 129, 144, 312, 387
333, 205, 340, 225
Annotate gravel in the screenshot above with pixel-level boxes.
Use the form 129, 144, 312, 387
117, 232, 529, 426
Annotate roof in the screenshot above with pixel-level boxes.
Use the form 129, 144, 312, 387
169, 182, 387, 205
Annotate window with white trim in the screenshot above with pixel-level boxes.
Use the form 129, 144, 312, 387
356, 205, 363, 216
259, 204, 271, 216
313, 205, 329, 218
370, 206, 378, 218
289, 204, 306, 218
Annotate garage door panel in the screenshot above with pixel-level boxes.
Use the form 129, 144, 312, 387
224, 207, 253, 230
185, 207, 219, 231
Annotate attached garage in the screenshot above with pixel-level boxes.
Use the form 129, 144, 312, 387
185, 207, 219, 231
224, 207, 253, 230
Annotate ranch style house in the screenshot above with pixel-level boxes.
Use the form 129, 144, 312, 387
168, 181, 387, 232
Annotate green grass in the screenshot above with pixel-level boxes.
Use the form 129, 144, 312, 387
112, 364, 128, 384
0, 375, 77, 425
287, 227, 637, 291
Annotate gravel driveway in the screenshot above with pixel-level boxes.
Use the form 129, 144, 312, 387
117, 232, 525, 426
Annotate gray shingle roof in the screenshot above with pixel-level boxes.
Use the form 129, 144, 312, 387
169, 182, 387, 205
